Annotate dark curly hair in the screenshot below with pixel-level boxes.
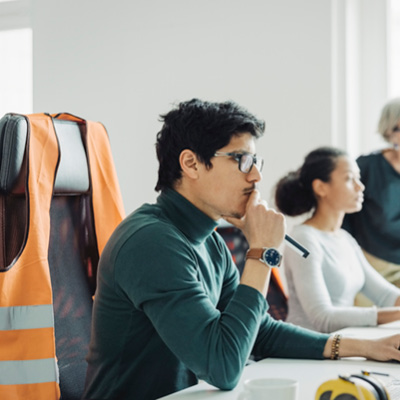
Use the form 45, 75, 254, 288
274, 147, 347, 216
155, 98, 265, 192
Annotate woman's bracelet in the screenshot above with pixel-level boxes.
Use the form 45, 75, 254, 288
330, 334, 342, 360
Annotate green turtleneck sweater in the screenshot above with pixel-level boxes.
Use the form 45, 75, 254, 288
83, 189, 328, 400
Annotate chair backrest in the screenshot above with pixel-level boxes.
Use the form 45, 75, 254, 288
217, 225, 288, 321
0, 113, 124, 399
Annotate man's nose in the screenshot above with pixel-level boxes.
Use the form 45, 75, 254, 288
247, 165, 262, 183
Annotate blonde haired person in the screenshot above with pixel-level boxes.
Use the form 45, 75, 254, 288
343, 98, 400, 294
275, 147, 400, 333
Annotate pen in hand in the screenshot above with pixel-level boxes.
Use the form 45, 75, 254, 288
285, 234, 310, 258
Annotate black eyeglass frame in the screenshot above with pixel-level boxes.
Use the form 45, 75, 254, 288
213, 151, 264, 173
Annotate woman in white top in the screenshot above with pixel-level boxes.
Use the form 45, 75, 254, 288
274, 147, 400, 333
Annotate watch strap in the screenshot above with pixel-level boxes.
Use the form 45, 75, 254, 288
246, 248, 265, 261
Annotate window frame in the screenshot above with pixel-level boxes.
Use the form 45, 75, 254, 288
331, 0, 390, 157
388, 0, 400, 98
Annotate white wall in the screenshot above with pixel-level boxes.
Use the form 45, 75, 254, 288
331, 0, 389, 158
32, 0, 386, 214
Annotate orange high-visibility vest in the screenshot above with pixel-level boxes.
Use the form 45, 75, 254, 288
0, 113, 124, 399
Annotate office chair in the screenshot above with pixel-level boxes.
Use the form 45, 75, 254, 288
0, 113, 124, 399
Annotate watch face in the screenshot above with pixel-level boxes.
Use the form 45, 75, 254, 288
263, 248, 282, 267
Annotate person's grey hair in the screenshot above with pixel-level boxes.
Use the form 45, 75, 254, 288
377, 97, 400, 141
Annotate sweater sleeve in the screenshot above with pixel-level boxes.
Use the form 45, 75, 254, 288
115, 224, 270, 390
252, 315, 329, 360
284, 227, 378, 333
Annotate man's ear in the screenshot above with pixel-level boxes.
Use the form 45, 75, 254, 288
179, 149, 200, 180
311, 178, 327, 198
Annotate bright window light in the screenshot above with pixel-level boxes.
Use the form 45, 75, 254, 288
0, 28, 32, 117
389, 0, 400, 97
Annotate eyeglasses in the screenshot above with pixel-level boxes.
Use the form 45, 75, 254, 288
214, 152, 264, 173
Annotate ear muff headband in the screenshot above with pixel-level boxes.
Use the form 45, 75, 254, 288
349, 375, 389, 400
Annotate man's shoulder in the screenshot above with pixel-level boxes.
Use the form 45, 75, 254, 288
119, 203, 179, 240
102, 203, 191, 273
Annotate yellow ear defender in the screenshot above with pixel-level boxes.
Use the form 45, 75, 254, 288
315, 371, 390, 400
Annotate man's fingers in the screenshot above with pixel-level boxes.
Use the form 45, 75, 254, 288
246, 189, 262, 210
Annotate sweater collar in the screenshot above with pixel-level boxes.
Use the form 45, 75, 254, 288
157, 189, 218, 244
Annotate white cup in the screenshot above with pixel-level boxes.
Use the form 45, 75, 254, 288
237, 378, 299, 400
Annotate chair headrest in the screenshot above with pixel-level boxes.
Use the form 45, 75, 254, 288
0, 114, 90, 195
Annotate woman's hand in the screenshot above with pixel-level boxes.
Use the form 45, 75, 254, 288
377, 307, 400, 325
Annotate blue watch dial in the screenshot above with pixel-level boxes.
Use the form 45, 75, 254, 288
263, 248, 282, 267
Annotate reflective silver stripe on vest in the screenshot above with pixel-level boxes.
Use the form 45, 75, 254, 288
0, 304, 53, 330
0, 358, 59, 385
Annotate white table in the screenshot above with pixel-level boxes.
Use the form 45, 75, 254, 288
160, 322, 400, 399
334, 320, 400, 338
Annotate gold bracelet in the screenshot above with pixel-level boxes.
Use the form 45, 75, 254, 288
330, 334, 342, 360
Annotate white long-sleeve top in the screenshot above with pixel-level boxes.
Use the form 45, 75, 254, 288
284, 224, 400, 333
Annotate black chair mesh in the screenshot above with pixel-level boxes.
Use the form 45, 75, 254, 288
0, 195, 27, 269
48, 195, 98, 400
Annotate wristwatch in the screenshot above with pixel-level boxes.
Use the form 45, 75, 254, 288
246, 247, 282, 268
